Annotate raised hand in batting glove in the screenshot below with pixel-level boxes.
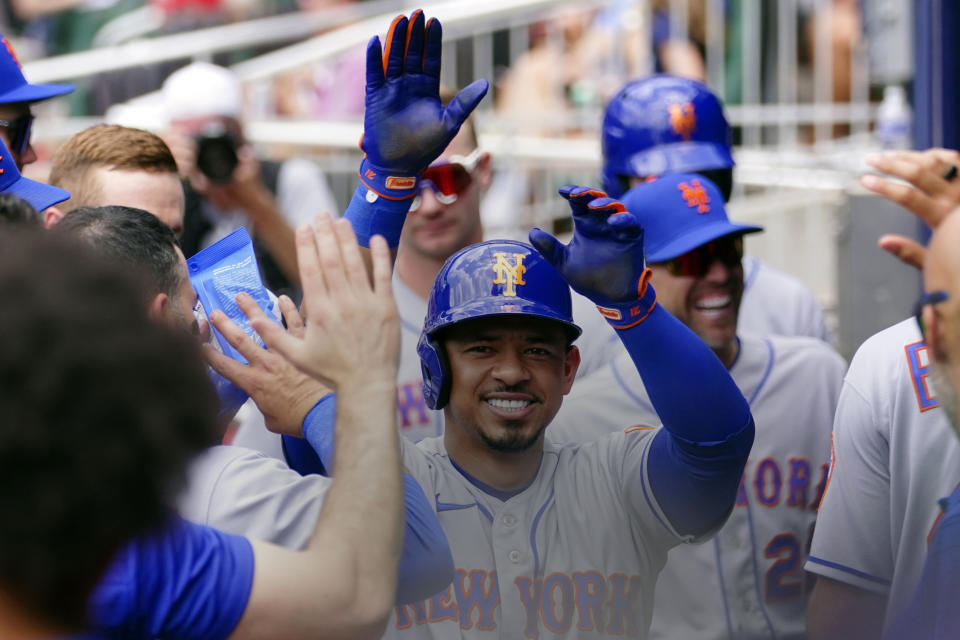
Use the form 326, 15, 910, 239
347, 10, 489, 248
529, 185, 656, 330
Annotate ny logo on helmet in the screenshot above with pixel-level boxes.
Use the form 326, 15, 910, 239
492, 252, 527, 297
678, 179, 711, 213
668, 103, 696, 141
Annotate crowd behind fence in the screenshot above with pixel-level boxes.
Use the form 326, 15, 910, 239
19, 0, 912, 354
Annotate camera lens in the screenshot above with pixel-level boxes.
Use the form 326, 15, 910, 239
194, 123, 238, 183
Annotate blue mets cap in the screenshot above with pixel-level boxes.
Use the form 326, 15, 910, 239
0, 36, 73, 104
0, 135, 69, 210
622, 174, 762, 262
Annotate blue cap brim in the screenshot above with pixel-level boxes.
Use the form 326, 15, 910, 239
0, 81, 74, 104
646, 220, 763, 262
6, 175, 70, 211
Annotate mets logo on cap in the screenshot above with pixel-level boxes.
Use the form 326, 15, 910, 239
492, 252, 526, 296
668, 102, 696, 141
677, 179, 711, 213
1, 38, 20, 69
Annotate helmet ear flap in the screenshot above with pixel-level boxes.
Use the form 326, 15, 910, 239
418, 331, 451, 410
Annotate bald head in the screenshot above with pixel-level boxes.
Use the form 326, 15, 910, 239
926, 210, 960, 297
923, 210, 960, 431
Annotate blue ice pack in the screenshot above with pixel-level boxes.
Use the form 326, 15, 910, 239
187, 227, 277, 417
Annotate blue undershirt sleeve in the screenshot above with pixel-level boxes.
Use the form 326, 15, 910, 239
342, 184, 411, 248
283, 396, 453, 604
89, 517, 254, 640
611, 296, 754, 538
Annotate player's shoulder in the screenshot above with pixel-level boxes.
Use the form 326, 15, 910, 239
845, 318, 922, 384
546, 426, 657, 466
391, 271, 429, 331
853, 317, 923, 359
181, 445, 330, 520
744, 255, 817, 300
763, 332, 846, 370
187, 445, 271, 481
402, 435, 449, 480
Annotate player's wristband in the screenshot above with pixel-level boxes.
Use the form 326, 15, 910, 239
594, 268, 656, 330
343, 181, 413, 249
301, 394, 337, 470
357, 157, 420, 200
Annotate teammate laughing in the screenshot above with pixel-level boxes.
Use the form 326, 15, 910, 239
551, 175, 846, 639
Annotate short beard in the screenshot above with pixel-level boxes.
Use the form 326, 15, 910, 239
477, 421, 545, 453
930, 360, 960, 437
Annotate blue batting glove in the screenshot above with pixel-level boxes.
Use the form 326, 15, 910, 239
529, 185, 656, 330
346, 10, 489, 247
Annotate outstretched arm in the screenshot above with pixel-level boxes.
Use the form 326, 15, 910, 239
530, 186, 754, 538
226, 213, 403, 639
208, 305, 453, 605
341, 10, 488, 270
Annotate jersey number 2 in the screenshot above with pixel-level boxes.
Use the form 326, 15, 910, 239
764, 534, 802, 601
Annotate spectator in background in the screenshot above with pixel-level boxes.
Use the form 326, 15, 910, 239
271, 0, 365, 119
162, 61, 337, 295
496, 5, 649, 136
651, 0, 707, 80
45, 124, 184, 235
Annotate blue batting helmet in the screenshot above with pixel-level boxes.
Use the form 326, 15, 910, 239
601, 75, 734, 198
417, 240, 581, 410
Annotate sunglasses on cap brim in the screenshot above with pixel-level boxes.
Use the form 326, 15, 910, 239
410, 149, 482, 212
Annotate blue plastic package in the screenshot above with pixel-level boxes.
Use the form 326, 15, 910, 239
187, 227, 278, 417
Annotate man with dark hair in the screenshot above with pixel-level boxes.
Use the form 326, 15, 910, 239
45, 124, 185, 236
55, 205, 199, 334
0, 230, 219, 636
0, 192, 40, 227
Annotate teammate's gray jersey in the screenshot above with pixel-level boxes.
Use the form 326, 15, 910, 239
386, 431, 695, 639
805, 318, 960, 628
178, 445, 330, 549
551, 333, 844, 639
738, 256, 833, 345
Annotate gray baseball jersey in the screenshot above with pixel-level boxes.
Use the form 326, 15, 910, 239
805, 318, 960, 628
178, 444, 330, 549
386, 429, 695, 639
738, 256, 833, 345
550, 333, 844, 639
